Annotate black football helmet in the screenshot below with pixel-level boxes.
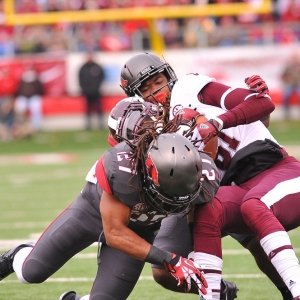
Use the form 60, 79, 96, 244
120, 52, 177, 101
108, 96, 161, 144
143, 133, 202, 214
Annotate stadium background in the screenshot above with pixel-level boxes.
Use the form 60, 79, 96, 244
0, 0, 299, 130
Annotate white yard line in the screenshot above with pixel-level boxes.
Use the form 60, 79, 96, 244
0, 274, 267, 284
1, 239, 300, 256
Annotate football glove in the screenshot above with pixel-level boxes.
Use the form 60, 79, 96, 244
177, 108, 200, 128
163, 253, 207, 294
245, 75, 269, 98
196, 118, 223, 145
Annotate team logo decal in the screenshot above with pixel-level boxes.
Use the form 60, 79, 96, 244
120, 77, 128, 88
199, 123, 209, 129
172, 104, 184, 116
145, 153, 159, 186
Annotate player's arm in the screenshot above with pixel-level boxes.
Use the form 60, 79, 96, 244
100, 191, 207, 294
96, 155, 207, 293
100, 190, 151, 260
197, 78, 274, 144
201, 83, 274, 127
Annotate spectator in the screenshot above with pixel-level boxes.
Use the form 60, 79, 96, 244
0, 67, 17, 140
280, 0, 300, 23
280, 50, 300, 119
14, 64, 44, 132
0, 96, 15, 141
78, 51, 105, 130
164, 19, 184, 49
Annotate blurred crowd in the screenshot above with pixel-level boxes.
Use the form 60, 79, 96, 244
0, 0, 298, 55
0, 0, 299, 141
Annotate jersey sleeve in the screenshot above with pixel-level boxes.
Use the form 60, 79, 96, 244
169, 74, 215, 120
95, 155, 112, 194
194, 153, 220, 204
95, 144, 143, 208
201, 83, 275, 129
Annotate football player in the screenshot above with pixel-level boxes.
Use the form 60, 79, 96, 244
57, 62, 273, 300
190, 113, 300, 299
58, 97, 239, 300
0, 103, 215, 300
116, 52, 293, 300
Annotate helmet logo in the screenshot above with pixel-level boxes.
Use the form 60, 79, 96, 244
172, 104, 184, 116
120, 77, 128, 88
145, 153, 159, 186
138, 65, 154, 77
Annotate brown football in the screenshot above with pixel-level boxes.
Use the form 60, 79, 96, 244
196, 115, 218, 161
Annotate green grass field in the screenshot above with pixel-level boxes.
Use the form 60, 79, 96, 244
0, 120, 300, 300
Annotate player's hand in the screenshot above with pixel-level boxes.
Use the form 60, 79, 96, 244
163, 254, 207, 294
196, 119, 222, 145
172, 108, 201, 143
245, 75, 269, 98
178, 108, 200, 128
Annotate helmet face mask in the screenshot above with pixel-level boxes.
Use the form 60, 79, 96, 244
108, 97, 162, 144
144, 181, 202, 215
120, 53, 177, 104
142, 133, 202, 215
117, 101, 160, 140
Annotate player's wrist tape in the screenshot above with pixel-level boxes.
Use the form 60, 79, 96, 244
145, 245, 173, 266
209, 118, 223, 132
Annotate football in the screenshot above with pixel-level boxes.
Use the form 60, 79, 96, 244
196, 115, 218, 161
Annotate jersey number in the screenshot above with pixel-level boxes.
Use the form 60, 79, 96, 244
215, 132, 240, 170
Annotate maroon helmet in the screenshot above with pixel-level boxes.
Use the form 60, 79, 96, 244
108, 96, 162, 144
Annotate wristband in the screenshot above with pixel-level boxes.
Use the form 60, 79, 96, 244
145, 245, 173, 265
212, 117, 223, 132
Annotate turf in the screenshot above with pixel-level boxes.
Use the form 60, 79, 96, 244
0, 120, 299, 299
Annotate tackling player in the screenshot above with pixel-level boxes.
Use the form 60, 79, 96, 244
116, 52, 293, 300
0, 103, 213, 300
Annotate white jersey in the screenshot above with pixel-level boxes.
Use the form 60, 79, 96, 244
169, 73, 216, 117
170, 74, 281, 179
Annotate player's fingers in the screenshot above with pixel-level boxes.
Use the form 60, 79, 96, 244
249, 78, 265, 88
245, 75, 260, 84
192, 275, 207, 294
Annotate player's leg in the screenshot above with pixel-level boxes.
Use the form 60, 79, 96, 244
0, 182, 102, 283
28, 95, 42, 131
88, 224, 157, 300
88, 244, 145, 300
247, 236, 293, 300
85, 95, 94, 130
152, 213, 239, 299
240, 158, 300, 298
230, 233, 293, 300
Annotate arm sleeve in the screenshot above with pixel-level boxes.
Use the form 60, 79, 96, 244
201, 82, 275, 129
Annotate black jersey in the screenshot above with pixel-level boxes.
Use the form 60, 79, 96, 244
95, 142, 167, 227
87, 142, 220, 226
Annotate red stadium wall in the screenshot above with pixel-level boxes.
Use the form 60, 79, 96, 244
1, 46, 299, 119
42, 95, 123, 116
41, 91, 298, 116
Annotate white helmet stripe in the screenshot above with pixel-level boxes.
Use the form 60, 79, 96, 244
108, 115, 118, 130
